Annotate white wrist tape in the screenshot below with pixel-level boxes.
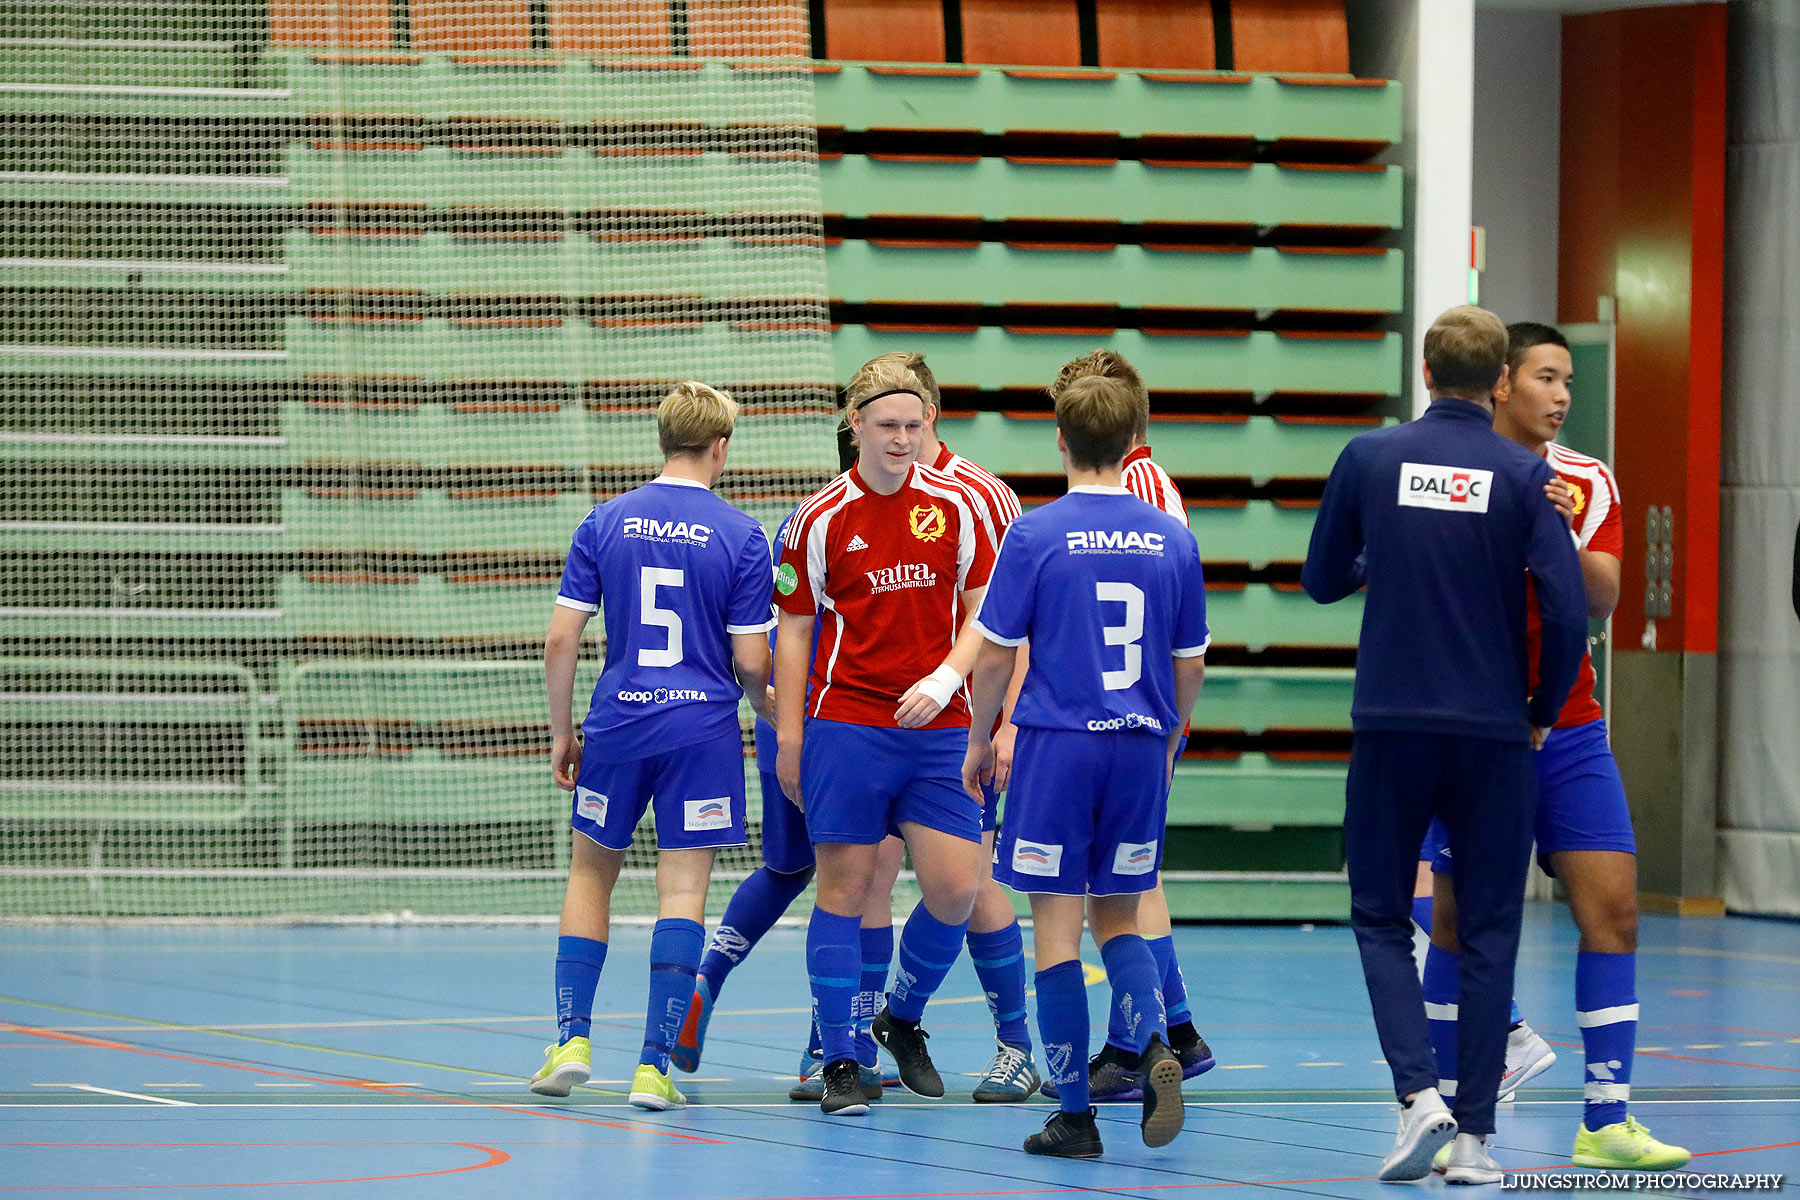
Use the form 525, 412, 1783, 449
914, 663, 963, 709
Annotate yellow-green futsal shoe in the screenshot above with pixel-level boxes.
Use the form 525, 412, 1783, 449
1573, 1116, 1691, 1170
628, 1063, 687, 1111
530, 1036, 591, 1097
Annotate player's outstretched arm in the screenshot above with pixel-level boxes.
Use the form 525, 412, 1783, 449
773, 610, 815, 806
960, 636, 1018, 802
1167, 655, 1207, 783
731, 631, 774, 723
545, 604, 592, 792
895, 585, 989, 728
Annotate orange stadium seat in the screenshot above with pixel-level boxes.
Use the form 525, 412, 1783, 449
960, 0, 1081, 67
546, 0, 672, 55
1229, 0, 1350, 74
1096, 0, 1216, 71
411, 0, 533, 51
823, 0, 947, 62
269, 0, 393, 48
688, 0, 811, 57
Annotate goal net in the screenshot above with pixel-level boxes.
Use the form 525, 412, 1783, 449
0, 0, 837, 918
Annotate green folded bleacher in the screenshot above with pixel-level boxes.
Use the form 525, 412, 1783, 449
814, 63, 1400, 144
822, 155, 1401, 230
826, 240, 1402, 313
937, 411, 1387, 480
834, 327, 1400, 397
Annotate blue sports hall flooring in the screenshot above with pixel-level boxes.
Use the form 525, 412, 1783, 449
2, 905, 1796, 1197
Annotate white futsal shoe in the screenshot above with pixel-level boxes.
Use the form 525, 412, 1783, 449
1379, 1086, 1458, 1182
1444, 1132, 1504, 1185
1498, 1023, 1557, 1102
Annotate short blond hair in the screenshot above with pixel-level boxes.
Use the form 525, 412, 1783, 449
841, 352, 935, 434
1424, 306, 1508, 398
1055, 374, 1137, 470
1050, 349, 1149, 440
657, 381, 738, 458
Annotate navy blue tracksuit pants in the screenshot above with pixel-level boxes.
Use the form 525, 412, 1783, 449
1344, 731, 1537, 1137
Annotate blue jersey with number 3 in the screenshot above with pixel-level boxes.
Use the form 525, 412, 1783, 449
556, 477, 776, 761
972, 487, 1209, 736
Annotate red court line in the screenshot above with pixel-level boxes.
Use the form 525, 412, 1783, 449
0, 1142, 508, 1191
0, 1022, 724, 1144
1543, 1037, 1800, 1075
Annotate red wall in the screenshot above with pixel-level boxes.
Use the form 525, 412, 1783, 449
1558, 3, 1725, 655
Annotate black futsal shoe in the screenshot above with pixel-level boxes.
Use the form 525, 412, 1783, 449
1138, 1034, 1186, 1148
1024, 1108, 1104, 1159
871, 1006, 944, 1098
820, 1058, 871, 1117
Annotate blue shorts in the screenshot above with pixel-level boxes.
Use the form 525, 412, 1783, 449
800, 718, 982, 846
1419, 719, 1635, 876
996, 727, 1167, 896
981, 775, 1001, 833
572, 727, 747, 852
758, 769, 815, 875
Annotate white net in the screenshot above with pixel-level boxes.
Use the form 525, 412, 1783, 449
0, 0, 837, 917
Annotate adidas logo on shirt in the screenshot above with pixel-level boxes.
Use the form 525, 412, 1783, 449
845, 534, 868, 551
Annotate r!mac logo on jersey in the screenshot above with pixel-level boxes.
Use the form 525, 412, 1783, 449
622, 516, 712, 545
908, 503, 946, 542
1011, 841, 1063, 876
1398, 462, 1494, 513
683, 798, 732, 832
1066, 529, 1166, 554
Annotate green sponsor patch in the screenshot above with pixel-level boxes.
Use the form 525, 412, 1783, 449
775, 562, 798, 596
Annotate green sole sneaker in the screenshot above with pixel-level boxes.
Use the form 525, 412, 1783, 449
529, 1037, 591, 1097
1572, 1117, 1691, 1170
628, 1063, 687, 1111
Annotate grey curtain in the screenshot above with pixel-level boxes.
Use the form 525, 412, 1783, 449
1719, 0, 1800, 915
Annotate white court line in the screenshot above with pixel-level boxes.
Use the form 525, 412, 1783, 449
59, 1084, 196, 1106
2, 1098, 1794, 1111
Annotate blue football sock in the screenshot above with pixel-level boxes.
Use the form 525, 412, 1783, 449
856, 924, 893, 1068
1099, 933, 1167, 1054
555, 935, 607, 1043
1512, 997, 1524, 1026
698, 865, 814, 1000
640, 918, 704, 1072
1146, 935, 1192, 1028
1412, 894, 1434, 935
1035, 960, 1091, 1113
888, 904, 969, 1024
806, 906, 861, 1065
968, 922, 1031, 1049
1576, 950, 1637, 1130
1422, 941, 1461, 1099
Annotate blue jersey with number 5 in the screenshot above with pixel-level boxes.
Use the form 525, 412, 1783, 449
556, 477, 776, 761
972, 487, 1209, 736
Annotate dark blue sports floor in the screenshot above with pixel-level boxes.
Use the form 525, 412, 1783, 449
2, 905, 1796, 1197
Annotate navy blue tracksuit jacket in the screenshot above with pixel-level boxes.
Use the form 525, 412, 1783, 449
1302, 396, 1588, 1135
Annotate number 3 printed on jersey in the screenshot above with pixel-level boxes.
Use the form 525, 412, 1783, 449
1096, 581, 1145, 691
638, 566, 684, 667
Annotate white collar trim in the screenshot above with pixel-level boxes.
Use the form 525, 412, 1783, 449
652, 475, 711, 490
1069, 484, 1130, 495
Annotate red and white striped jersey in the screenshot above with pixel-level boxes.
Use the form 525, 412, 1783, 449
1528, 443, 1623, 729
775, 461, 996, 730
931, 440, 1022, 546
1122, 445, 1187, 523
